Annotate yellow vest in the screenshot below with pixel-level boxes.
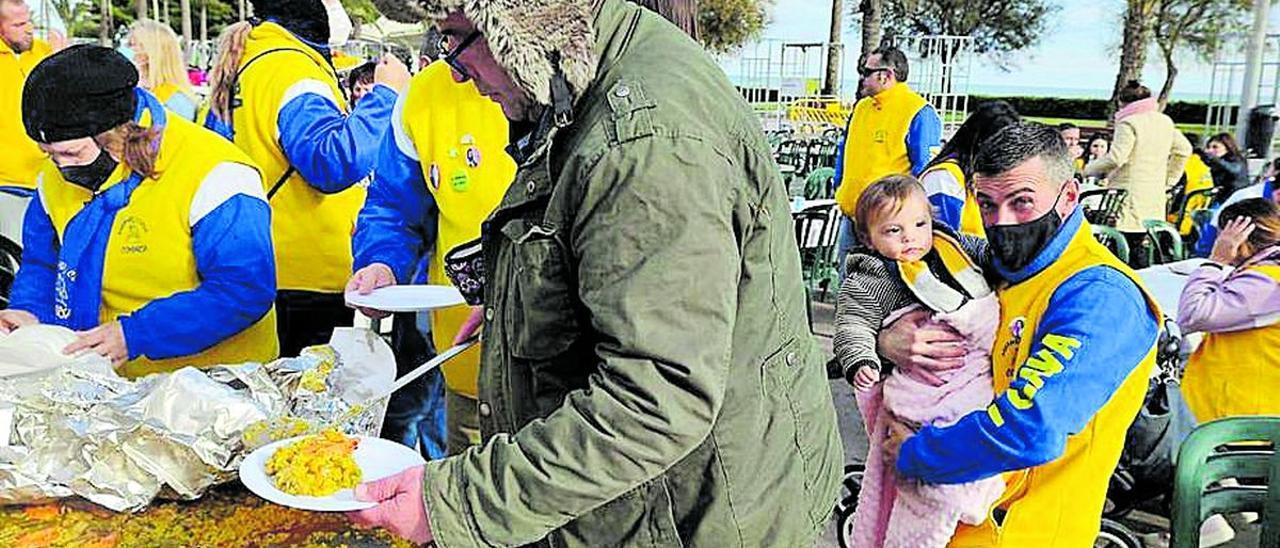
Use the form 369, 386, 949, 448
0, 38, 52, 189
924, 159, 985, 238
402, 63, 517, 397
38, 115, 279, 378
835, 83, 928, 216
1178, 155, 1215, 235
1182, 265, 1280, 422
234, 22, 365, 293
951, 219, 1158, 548
152, 82, 196, 112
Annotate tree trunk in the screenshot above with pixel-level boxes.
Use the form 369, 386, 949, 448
859, 0, 882, 63
135, 0, 146, 21
823, 0, 843, 95
200, 0, 207, 43
181, 0, 191, 59
100, 0, 112, 45
1158, 44, 1178, 111
1110, 0, 1158, 117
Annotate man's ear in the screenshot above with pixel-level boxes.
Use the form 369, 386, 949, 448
1058, 178, 1081, 217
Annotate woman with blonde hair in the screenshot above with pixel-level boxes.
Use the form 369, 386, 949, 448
122, 19, 198, 121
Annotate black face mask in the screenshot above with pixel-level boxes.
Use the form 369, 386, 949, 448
987, 192, 1066, 273
59, 147, 118, 192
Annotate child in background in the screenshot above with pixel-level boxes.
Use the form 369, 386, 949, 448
833, 175, 1004, 548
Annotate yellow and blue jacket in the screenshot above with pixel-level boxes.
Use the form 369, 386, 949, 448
0, 37, 52, 194
897, 207, 1159, 546
353, 62, 516, 399
920, 157, 985, 237
8, 89, 278, 378
833, 82, 940, 216
233, 21, 396, 294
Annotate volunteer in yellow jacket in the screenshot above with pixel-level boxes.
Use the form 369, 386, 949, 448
0, 46, 277, 378
1177, 198, 1280, 422
120, 19, 199, 121
350, 61, 516, 455
834, 46, 941, 277
919, 100, 1020, 237
205, 0, 410, 357
0, 0, 53, 193
879, 123, 1159, 546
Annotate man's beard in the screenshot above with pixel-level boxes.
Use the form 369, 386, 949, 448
4, 35, 32, 54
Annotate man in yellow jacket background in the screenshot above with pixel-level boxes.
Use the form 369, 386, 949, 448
833, 45, 941, 278
0, 0, 51, 194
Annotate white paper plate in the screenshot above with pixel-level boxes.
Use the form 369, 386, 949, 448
239, 435, 425, 512
344, 285, 465, 313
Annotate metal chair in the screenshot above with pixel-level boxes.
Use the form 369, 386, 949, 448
1171, 416, 1280, 548
1092, 224, 1131, 264
1081, 188, 1129, 227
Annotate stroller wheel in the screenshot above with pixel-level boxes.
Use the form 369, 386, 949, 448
833, 463, 865, 548
1094, 518, 1143, 548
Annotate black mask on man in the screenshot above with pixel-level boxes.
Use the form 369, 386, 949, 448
59, 147, 118, 192
986, 190, 1067, 272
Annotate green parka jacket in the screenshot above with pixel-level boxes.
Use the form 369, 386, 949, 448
421, 2, 843, 545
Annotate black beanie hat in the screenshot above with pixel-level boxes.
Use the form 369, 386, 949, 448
22, 45, 139, 144
250, 0, 330, 46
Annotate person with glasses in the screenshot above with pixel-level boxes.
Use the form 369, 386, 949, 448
346, 0, 842, 545
834, 46, 941, 280
201, 0, 411, 357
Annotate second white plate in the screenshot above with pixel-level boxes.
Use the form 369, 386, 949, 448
344, 285, 465, 313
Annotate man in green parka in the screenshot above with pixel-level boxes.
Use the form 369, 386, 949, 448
351, 0, 843, 545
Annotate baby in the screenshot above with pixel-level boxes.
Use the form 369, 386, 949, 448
833, 175, 1005, 548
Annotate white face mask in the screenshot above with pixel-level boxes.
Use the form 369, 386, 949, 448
326, 0, 353, 47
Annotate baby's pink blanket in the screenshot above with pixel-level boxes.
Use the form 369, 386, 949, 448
848, 294, 1006, 548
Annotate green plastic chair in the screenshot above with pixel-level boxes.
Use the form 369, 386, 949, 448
1171, 416, 1280, 548
1145, 219, 1185, 264
1092, 224, 1130, 264
805, 167, 835, 200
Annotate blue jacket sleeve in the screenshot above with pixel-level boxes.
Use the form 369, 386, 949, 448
896, 266, 1158, 484
929, 193, 964, 231
833, 113, 852, 190
9, 194, 58, 322
118, 195, 276, 360
906, 106, 942, 176
352, 125, 436, 284
277, 83, 397, 193
164, 93, 198, 122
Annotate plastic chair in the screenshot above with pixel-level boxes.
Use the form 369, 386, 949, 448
1081, 188, 1129, 227
1172, 187, 1220, 237
1171, 416, 1280, 548
0, 235, 19, 310
792, 203, 841, 301
1144, 219, 1186, 264
1092, 224, 1131, 264
805, 167, 835, 200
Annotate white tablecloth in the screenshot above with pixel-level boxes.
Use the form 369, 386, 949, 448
1136, 258, 1208, 315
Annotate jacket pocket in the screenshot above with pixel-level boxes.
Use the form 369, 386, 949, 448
500, 219, 580, 360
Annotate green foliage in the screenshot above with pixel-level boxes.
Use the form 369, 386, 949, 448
340, 0, 379, 25
698, 0, 770, 53
880, 0, 1058, 67
972, 94, 1209, 125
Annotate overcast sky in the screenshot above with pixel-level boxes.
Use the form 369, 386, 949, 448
734, 0, 1280, 100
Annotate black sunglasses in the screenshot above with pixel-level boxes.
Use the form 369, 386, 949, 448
858, 66, 891, 78
440, 31, 482, 81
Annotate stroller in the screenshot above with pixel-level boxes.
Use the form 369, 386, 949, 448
832, 318, 1186, 548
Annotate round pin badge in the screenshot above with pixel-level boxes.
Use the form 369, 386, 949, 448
466, 147, 482, 168
429, 164, 441, 190
451, 168, 470, 192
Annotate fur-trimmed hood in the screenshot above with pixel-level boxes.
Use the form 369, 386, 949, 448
372, 0, 598, 107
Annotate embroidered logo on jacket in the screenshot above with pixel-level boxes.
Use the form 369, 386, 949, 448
987, 333, 1082, 427
118, 217, 149, 254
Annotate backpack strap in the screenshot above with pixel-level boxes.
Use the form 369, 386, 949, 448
231, 47, 329, 202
